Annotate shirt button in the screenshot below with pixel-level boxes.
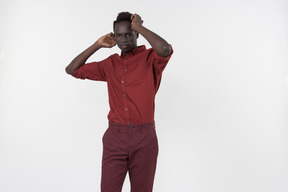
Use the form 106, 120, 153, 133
124, 69, 127, 72
122, 81, 124, 83
125, 108, 128, 111
123, 94, 126, 97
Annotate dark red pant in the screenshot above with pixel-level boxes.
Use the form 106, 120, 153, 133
101, 122, 158, 192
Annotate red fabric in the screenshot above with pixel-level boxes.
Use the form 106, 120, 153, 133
72, 45, 173, 124
101, 122, 158, 192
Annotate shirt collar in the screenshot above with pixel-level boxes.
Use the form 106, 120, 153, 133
120, 45, 146, 58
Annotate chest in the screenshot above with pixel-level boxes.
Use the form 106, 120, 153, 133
108, 57, 153, 84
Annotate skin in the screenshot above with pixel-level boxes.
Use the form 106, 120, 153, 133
114, 21, 138, 55
65, 13, 171, 75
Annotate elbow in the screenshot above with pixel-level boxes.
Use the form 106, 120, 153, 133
159, 45, 172, 58
65, 66, 74, 75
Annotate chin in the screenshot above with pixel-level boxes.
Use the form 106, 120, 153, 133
121, 48, 132, 53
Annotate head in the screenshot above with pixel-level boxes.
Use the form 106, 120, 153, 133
113, 12, 139, 54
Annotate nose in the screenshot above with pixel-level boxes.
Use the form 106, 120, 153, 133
119, 35, 128, 42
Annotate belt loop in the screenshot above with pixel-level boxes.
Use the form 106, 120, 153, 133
139, 124, 142, 133
118, 125, 120, 132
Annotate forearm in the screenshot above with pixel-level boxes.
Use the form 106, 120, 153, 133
65, 42, 102, 75
133, 25, 171, 57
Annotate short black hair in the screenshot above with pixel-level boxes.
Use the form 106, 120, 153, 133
113, 12, 132, 30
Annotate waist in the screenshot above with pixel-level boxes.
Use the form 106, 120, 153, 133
109, 121, 155, 129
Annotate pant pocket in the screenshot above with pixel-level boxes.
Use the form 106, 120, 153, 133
102, 128, 109, 143
151, 129, 159, 154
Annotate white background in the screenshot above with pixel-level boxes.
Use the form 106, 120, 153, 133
1, 0, 288, 191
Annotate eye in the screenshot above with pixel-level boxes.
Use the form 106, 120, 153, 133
125, 34, 131, 38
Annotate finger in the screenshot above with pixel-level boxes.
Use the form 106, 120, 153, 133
131, 14, 136, 20
106, 34, 114, 40
109, 37, 116, 43
134, 14, 140, 18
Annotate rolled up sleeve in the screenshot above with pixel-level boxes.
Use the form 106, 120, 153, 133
72, 60, 107, 82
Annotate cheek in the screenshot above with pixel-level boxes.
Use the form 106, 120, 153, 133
130, 36, 137, 43
132, 38, 137, 45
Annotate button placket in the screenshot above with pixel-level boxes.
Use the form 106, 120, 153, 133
121, 58, 130, 123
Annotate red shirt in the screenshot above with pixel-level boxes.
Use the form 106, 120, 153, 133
72, 45, 173, 124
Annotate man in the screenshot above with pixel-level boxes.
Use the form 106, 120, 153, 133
65, 12, 173, 192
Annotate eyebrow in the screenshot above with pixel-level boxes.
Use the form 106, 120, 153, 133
115, 32, 133, 35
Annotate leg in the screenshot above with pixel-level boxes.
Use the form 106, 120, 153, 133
101, 128, 129, 192
128, 128, 159, 192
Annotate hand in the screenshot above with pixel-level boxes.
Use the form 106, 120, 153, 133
131, 14, 143, 31
96, 33, 116, 48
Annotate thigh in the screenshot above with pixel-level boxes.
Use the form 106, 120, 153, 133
128, 128, 159, 192
101, 128, 129, 192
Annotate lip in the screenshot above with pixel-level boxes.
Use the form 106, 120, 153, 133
119, 43, 130, 49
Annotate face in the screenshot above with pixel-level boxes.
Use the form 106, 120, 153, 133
114, 21, 138, 54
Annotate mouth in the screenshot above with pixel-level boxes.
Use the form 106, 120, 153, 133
119, 44, 130, 49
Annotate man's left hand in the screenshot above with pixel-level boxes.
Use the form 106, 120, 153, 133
131, 14, 143, 31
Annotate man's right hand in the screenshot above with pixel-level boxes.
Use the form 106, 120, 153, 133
97, 33, 116, 48
66, 33, 116, 75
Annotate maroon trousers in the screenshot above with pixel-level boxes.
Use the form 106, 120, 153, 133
101, 122, 159, 192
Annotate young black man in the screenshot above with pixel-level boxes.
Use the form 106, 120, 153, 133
65, 12, 173, 192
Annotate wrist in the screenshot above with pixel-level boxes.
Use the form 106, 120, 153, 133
132, 24, 143, 33
94, 41, 103, 49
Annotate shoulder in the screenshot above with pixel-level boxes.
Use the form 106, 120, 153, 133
99, 53, 120, 65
